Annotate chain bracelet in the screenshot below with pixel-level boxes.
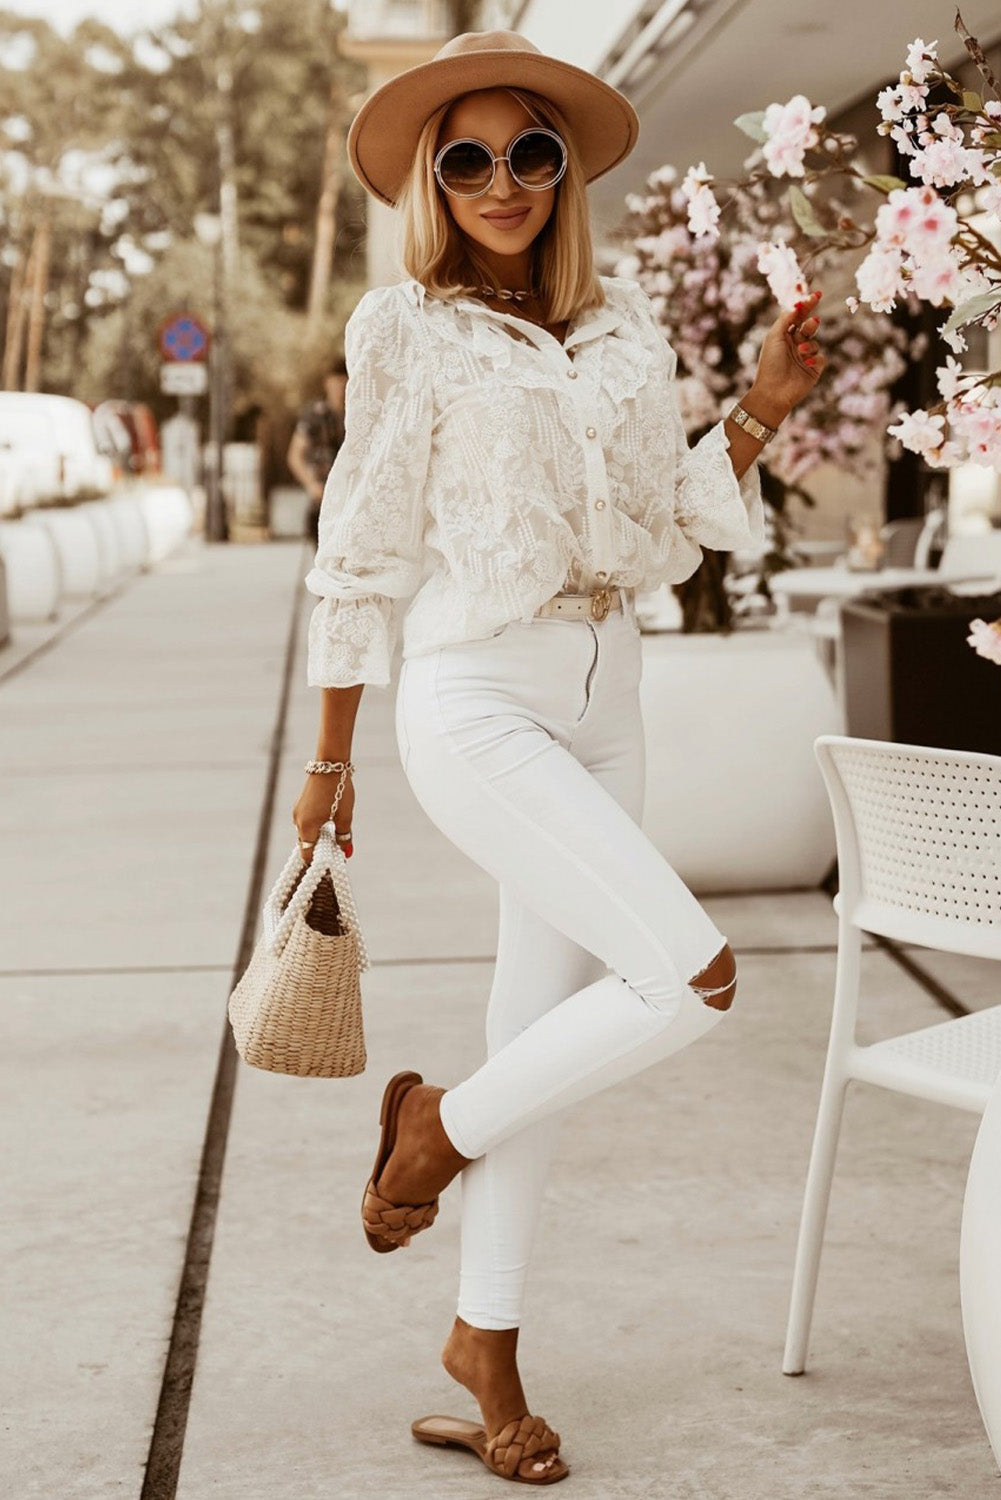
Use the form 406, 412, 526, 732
304, 759, 354, 823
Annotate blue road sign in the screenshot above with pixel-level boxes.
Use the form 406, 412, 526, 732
159, 313, 210, 362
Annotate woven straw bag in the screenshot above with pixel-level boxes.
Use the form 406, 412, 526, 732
228, 819, 369, 1077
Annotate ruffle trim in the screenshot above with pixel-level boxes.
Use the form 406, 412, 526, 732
306, 594, 395, 689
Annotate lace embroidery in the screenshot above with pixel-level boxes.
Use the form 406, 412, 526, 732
304, 275, 764, 686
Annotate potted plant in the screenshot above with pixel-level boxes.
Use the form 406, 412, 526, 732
617, 13, 1001, 888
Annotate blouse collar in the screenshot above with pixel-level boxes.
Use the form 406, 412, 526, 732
399, 276, 624, 353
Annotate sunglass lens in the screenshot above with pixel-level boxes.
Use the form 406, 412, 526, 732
510, 131, 565, 188
438, 141, 494, 196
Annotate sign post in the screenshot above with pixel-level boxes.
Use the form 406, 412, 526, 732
157, 311, 225, 541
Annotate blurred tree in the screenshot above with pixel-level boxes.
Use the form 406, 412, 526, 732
109, 0, 368, 306
1, 0, 370, 410
0, 12, 128, 389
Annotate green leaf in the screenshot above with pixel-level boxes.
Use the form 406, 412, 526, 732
979, 132, 1001, 148
788, 184, 827, 236
963, 89, 983, 111
942, 290, 1001, 335
862, 173, 908, 194
733, 110, 768, 143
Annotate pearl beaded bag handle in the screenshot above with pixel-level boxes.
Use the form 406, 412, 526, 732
262, 821, 370, 969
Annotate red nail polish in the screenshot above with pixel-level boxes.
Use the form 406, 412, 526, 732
805, 357, 816, 365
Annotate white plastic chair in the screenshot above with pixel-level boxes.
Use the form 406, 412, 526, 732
783, 734, 1001, 1375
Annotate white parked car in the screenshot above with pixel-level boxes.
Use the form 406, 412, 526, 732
0, 393, 113, 504
0, 441, 48, 516
0, 407, 60, 509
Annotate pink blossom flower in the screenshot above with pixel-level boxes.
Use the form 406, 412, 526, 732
761, 94, 827, 178
911, 137, 978, 189
967, 618, 1001, 666
909, 252, 962, 306
875, 190, 924, 247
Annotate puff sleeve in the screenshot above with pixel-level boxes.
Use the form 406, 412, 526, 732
668, 365, 766, 553
630, 283, 765, 565
303, 286, 433, 688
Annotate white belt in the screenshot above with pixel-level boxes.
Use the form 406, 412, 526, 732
534, 586, 624, 622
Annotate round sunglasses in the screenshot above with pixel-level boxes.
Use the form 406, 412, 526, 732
433, 127, 568, 199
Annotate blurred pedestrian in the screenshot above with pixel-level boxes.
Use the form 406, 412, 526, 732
291, 27, 825, 1487
285, 357, 347, 542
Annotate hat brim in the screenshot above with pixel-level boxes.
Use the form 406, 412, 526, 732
347, 50, 640, 208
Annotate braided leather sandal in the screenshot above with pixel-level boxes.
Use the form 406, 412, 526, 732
411, 1412, 568, 1484
361, 1070, 440, 1253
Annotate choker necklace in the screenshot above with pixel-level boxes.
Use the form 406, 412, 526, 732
475, 284, 537, 302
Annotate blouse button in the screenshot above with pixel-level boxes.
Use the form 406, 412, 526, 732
567, 368, 578, 379
596, 570, 608, 579
585, 425, 597, 438
594, 499, 606, 510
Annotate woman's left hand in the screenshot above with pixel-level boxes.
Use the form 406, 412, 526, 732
753, 287, 826, 416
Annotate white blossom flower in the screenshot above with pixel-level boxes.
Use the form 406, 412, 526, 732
935, 355, 967, 401
756, 240, 808, 306
968, 618, 1001, 665
886, 407, 945, 456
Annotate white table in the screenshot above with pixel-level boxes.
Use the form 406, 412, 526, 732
961, 1067, 1001, 1471
769, 565, 973, 615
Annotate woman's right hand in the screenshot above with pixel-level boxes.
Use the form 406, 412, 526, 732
292, 771, 355, 866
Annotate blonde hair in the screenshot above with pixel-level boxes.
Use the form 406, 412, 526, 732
394, 87, 606, 325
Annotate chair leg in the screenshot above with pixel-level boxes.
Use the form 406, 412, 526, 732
782, 1073, 849, 1375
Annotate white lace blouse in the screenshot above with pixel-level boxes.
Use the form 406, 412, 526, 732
304, 273, 764, 688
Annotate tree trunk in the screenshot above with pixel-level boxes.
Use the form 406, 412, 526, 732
24, 211, 52, 394
2, 232, 33, 391
307, 63, 344, 329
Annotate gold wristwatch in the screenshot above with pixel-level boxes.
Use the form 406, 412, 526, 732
726, 400, 781, 446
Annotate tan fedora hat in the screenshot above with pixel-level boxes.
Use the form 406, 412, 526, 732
347, 29, 640, 209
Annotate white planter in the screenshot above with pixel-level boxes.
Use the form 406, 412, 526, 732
136, 485, 194, 562
0, 520, 61, 622
268, 485, 312, 540
105, 493, 151, 571
639, 627, 841, 892
25, 507, 102, 597
77, 499, 124, 586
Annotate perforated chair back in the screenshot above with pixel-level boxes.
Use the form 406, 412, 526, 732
815, 735, 1001, 962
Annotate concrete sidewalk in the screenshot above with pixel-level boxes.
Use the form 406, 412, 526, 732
1, 538, 997, 1499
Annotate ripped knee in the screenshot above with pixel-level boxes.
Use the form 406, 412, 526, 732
688, 942, 737, 1011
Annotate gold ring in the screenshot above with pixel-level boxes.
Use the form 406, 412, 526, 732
335, 832, 353, 842
299, 839, 315, 848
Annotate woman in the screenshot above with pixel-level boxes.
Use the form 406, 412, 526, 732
293, 29, 825, 1486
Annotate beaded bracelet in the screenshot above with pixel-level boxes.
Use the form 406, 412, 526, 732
305, 759, 355, 775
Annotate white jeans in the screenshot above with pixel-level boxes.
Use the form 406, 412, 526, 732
395, 600, 732, 1330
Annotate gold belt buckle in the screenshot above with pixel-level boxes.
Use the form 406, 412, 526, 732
590, 587, 612, 622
